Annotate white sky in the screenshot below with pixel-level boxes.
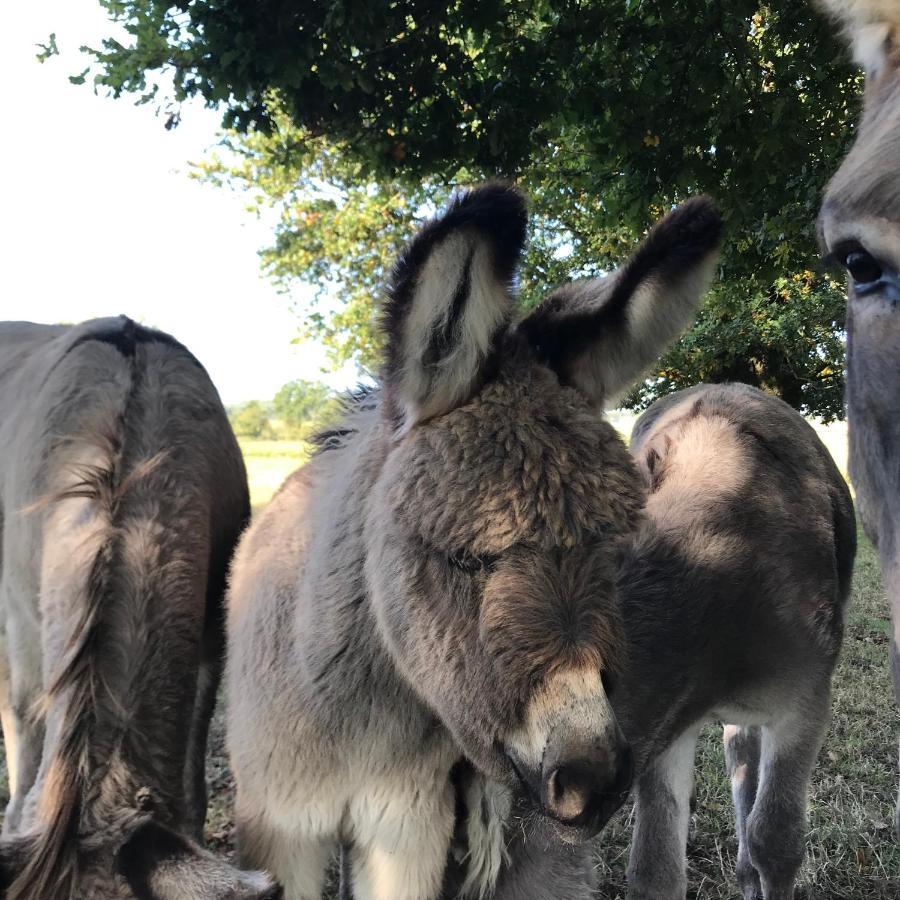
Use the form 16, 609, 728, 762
2, 1, 357, 404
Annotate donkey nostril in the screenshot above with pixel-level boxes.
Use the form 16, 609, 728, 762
546, 762, 592, 822
258, 885, 284, 900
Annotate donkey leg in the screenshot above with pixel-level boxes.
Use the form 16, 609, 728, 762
723, 724, 763, 899
892, 633, 900, 839
236, 805, 333, 900
626, 725, 700, 900
744, 699, 829, 900
0, 620, 17, 798
182, 614, 224, 840
349, 775, 455, 900
0, 594, 44, 836
889, 566, 900, 839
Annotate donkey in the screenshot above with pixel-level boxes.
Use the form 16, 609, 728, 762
816, 0, 900, 836
225, 183, 723, 900
0, 317, 279, 898
447, 382, 855, 900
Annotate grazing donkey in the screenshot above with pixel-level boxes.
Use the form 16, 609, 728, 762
448, 383, 855, 900
226, 183, 724, 900
817, 0, 900, 836
0, 317, 278, 898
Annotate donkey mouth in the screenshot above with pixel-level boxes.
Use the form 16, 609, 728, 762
503, 748, 629, 843
541, 786, 631, 844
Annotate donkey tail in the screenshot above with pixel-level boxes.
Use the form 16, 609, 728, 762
8, 320, 149, 900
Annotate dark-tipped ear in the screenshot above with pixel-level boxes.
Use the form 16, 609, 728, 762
382, 182, 527, 430
519, 197, 722, 405
117, 821, 282, 900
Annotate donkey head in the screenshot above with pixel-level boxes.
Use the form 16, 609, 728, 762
819, 0, 900, 420
366, 184, 721, 839
818, 0, 900, 837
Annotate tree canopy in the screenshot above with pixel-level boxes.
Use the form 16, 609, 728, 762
84, 1, 862, 419
229, 379, 337, 439
273, 379, 338, 436
229, 399, 275, 439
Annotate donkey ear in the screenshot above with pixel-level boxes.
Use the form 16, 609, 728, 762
817, 0, 900, 77
117, 821, 282, 900
519, 197, 722, 405
382, 183, 527, 430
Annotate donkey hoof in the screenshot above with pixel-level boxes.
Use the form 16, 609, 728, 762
736, 860, 763, 900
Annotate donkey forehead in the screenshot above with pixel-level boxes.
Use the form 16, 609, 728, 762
822, 72, 900, 239
382, 374, 645, 552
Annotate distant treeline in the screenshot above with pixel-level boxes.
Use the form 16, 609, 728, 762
228, 379, 339, 440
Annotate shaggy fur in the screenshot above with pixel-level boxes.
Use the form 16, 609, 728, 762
818, 0, 900, 74
0, 317, 275, 898
226, 185, 722, 900
818, 0, 900, 837
449, 383, 855, 900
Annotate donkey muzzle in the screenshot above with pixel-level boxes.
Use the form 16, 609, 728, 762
541, 737, 633, 836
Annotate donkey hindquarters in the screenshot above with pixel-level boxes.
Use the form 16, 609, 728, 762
619, 383, 855, 900
0, 317, 278, 899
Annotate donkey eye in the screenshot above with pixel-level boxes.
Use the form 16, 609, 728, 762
841, 247, 883, 286
448, 550, 496, 574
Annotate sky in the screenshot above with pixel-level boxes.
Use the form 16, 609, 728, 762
2, 2, 357, 404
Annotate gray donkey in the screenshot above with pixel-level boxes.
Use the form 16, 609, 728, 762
0, 317, 279, 899
226, 183, 723, 900
817, 0, 900, 836
448, 382, 855, 900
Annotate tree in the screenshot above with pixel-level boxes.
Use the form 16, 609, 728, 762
273, 379, 336, 437
85, 1, 862, 418
229, 400, 274, 438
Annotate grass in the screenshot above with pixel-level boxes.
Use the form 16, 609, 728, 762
239, 437, 310, 512
2, 425, 896, 898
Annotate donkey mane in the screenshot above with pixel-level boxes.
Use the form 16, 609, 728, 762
8, 342, 157, 900
310, 384, 379, 455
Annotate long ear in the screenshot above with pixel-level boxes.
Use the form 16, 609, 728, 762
117, 821, 282, 900
382, 182, 527, 430
817, 0, 900, 77
519, 197, 722, 405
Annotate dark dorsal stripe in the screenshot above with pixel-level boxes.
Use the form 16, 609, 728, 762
422, 245, 476, 368
63, 316, 202, 369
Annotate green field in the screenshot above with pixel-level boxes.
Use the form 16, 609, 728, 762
239, 437, 309, 511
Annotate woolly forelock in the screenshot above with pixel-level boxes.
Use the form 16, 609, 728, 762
382, 363, 646, 555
